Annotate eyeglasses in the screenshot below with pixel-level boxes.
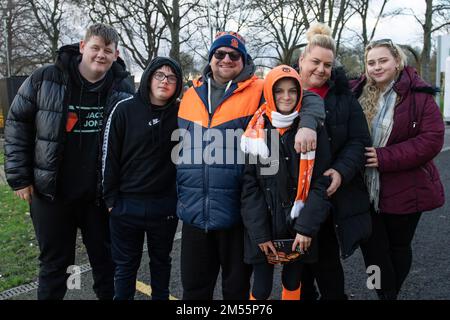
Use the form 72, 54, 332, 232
213, 50, 242, 61
153, 71, 177, 84
368, 38, 394, 48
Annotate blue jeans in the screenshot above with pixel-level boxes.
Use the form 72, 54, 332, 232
109, 198, 178, 300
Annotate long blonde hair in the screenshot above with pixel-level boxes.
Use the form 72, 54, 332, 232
359, 40, 407, 128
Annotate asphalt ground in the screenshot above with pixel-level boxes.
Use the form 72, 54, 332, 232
1, 125, 450, 300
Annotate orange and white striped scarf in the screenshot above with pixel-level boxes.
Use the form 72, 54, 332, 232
240, 65, 315, 219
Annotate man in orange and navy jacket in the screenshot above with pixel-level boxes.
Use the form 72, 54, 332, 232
177, 31, 325, 300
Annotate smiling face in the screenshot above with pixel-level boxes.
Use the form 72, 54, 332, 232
273, 78, 298, 115
210, 47, 244, 84
298, 46, 334, 89
79, 35, 118, 82
149, 65, 177, 106
366, 46, 400, 90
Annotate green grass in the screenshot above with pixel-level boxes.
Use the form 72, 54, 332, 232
0, 185, 39, 292
0, 152, 4, 165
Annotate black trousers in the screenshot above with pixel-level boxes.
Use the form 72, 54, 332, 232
180, 222, 252, 300
360, 208, 422, 300
300, 215, 347, 300
109, 198, 178, 300
30, 192, 114, 300
252, 260, 302, 300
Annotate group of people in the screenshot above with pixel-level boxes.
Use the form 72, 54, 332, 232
4, 22, 445, 301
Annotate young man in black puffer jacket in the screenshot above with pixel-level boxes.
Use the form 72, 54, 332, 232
4, 23, 134, 300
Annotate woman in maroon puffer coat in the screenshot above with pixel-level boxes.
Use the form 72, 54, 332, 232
351, 39, 445, 300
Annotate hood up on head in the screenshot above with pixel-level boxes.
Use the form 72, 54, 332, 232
263, 65, 303, 123
137, 56, 183, 108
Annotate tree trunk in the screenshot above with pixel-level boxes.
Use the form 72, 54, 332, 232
420, 0, 433, 83
168, 0, 180, 63
4, 0, 14, 76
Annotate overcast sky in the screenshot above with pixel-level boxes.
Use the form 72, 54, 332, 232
133, 1, 450, 78
354, 0, 442, 45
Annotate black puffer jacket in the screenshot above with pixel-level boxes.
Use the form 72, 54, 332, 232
324, 67, 372, 258
241, 118, 332, 264
4, 44, 134, 201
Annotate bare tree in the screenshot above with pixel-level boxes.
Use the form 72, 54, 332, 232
299, 0, 358, 53
416, 0, 450, 82
350, 0, 390, 48
246, 0, 359, 67
87, 0, 167, 70
184, 0, 253, 65
152, 0, 202, 63
385, 0, 450, 82
27, 0, 64, 61
248, 0, 308, 66
0, 0, 51, 76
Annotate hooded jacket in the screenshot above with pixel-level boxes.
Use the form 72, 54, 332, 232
102, 57, 183, 209
351, 66, 445, 214
177, 57, 325, 231
240, 67, 332, 264
4, 43, 134, 201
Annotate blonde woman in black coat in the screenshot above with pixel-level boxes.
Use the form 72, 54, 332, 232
297, 23, 372, 300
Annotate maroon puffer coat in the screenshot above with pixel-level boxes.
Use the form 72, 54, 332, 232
351, 66, 445, 214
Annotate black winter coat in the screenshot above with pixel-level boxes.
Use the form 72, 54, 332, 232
324, 67, 372, 258
241, 117, 332, 264
4, 44, 134, 201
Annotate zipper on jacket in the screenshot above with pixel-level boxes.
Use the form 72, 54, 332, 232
203, 83, 225, 233
53, 75, 71, 201
202, 80, 236, 232
266, 186, 275, 237
203, 113, 212, 233
333, 221, 346, 258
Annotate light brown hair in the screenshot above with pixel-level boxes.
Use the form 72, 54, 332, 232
84, 23, 120, 48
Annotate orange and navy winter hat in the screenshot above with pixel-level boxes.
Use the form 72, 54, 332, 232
208, 31, 248, 64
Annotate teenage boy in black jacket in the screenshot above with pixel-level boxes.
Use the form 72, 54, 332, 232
4, 23, 134, 300
102, 57, 182, 300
